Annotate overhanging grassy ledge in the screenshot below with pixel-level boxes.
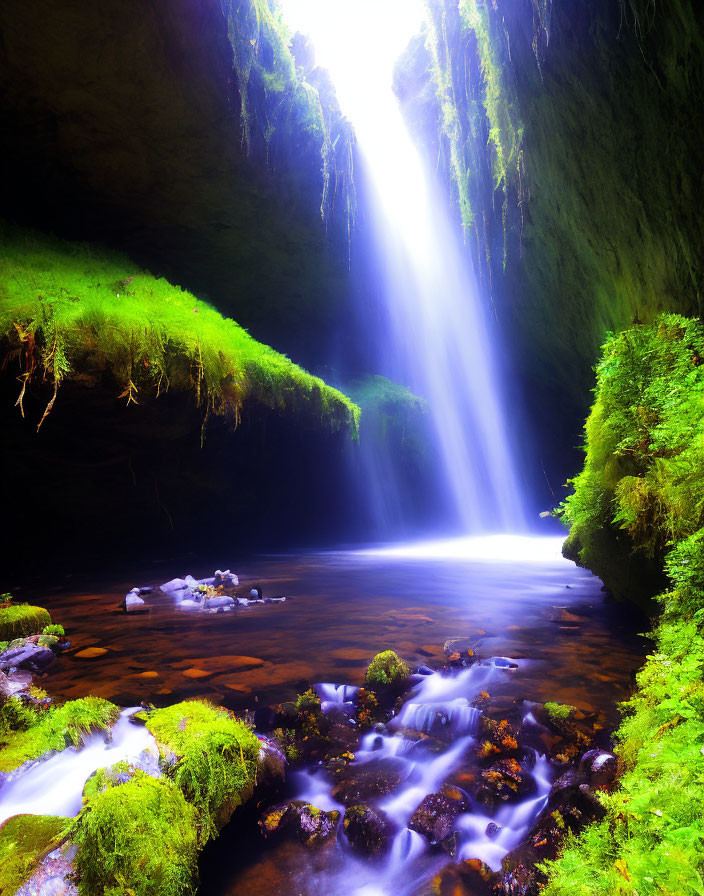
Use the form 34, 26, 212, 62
0, 224, 360, 436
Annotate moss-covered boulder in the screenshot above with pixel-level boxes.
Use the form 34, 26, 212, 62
73, 770, 198, 896
365, 651, 409, 692
0, 605, 51, 642
0, 814, 69, 896
144, 700, 261, 839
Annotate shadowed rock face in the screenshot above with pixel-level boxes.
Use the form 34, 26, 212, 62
0, 0, 350, 363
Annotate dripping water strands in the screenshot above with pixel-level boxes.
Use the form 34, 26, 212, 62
281, 0, 525, 534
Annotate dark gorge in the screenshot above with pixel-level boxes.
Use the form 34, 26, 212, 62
0, 2, 702, 896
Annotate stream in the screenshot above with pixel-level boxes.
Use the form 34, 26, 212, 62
9, 535, 646, 894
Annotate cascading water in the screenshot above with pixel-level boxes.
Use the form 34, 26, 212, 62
289, 662, 553, 896
283, 0, 524, 533
0, 708, 159, 825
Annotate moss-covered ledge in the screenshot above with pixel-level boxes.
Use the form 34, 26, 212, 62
0, 224, 360, 436
545, 315, 704, 896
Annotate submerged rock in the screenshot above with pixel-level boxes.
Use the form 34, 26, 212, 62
343, 804, 394, 855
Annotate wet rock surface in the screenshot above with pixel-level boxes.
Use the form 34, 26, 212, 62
259, 801, 340, 848
409, 789, 469, 844
343, 804, 395, 855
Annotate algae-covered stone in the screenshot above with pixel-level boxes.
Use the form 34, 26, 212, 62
0, 606, 52, 643
365, 651, 409, 690
0, 814, 69, 896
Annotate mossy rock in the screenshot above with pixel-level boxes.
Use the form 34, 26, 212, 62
0, 696, 118, 773
0, 605, 51, 641
145, 700, 261, 839
73, 770, 199, 896
0, 814, 69, 895
364, 651, 409, 691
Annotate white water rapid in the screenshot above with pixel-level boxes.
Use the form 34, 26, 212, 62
283, 0, 524, 532
0, 708, 159, 825
292, 662, 553, 896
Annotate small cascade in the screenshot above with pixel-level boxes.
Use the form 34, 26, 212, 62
0, 708, 158, 825
286, 662, 554, 895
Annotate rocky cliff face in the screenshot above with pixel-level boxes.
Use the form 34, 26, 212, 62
396, 0, 704, 509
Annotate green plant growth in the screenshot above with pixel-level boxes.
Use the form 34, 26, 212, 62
545, 315, 704, 896
365, 651, 409, 690
0, 698, 39, 739
0, 814, 70, 896
560, 315, 704, 599
0, 604, 51, 641
73, 770, 199, 896
0, 224, 360, 436
544, 702, 576, 723
0, 697, 118, 772
42, 624, 65, 637
145, 700, 261, 840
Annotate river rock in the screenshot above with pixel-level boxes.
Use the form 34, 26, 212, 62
256, 735, 287, 787
259, 801, 340, 847
331, 756, 407, 806
409, 789, 470, 844
443, 638, 480, 667
215, 569, 239, 588
423, 858, 498, 896
473, 758, 536, 808
124, 589, 147, 613
578, 749, 617, 788
160, 577, 188, 594
0, 642, 55, 672
203, 595, 235, 611
343, 804, 395, 855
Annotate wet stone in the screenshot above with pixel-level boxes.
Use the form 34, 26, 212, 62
343, 804, 395, 855
331, 757, 407, 806
409, 790, 469, 844
425, 858, 498, 896
259, 801, 340, 848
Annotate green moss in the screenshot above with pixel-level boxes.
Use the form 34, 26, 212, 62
42, 624, 65, 637
545, 315, 704, 896
0, 224, 360, 436
365, 651, 409, 690
544, 702, 576, 723
145, 700, 261, 840
0, 604, 51, 641
0, 698, 39, 739
559, 315, 704, 600
0, 697, 118, 773
73, 770, 199, 896
0, 814, 69, 895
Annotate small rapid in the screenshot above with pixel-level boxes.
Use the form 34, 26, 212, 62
288, 661, 554, 896
0, 708, 158, 825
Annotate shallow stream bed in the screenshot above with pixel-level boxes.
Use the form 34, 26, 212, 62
21, 535, 646, 895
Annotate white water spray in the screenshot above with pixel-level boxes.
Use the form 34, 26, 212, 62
283, 0, 524, 531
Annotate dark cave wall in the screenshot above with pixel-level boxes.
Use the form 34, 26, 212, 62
0, 0, 352, 365
398, 0, 704, 514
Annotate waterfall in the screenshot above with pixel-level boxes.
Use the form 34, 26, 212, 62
283, 0, 524, 532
